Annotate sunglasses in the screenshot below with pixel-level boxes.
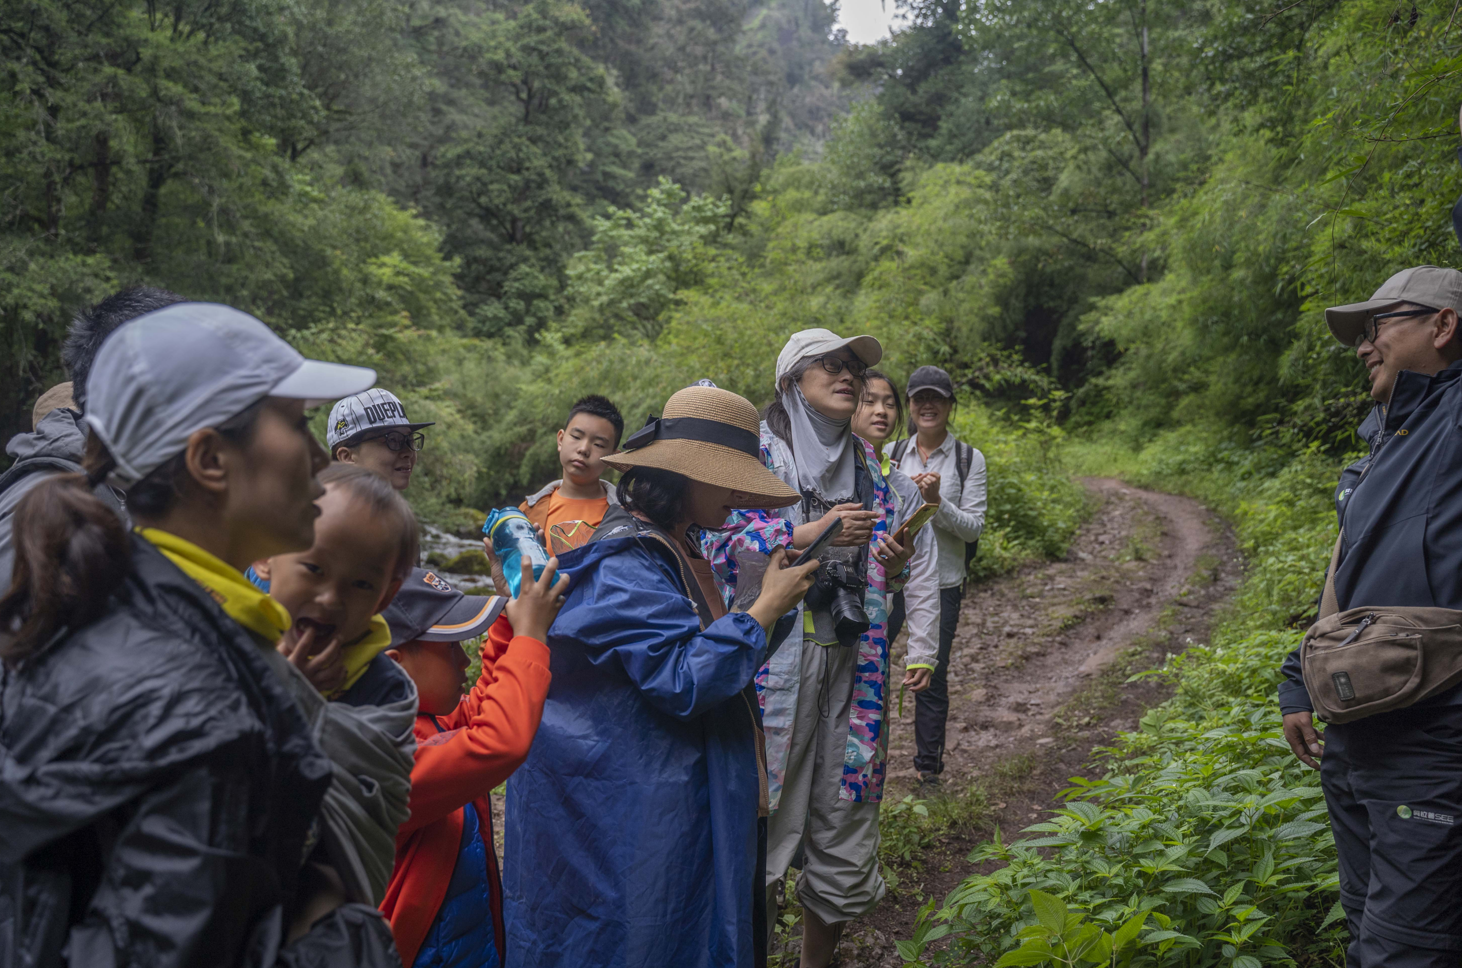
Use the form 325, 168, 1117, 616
361, 430, 425, 453
1359, 307, 1437, 346
812, 356, 868, 378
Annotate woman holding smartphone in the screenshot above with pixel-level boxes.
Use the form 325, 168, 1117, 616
505, 385, 820, 968
851, 369, 941, 695
707, 330, 914, 968
886, 365, 987, 790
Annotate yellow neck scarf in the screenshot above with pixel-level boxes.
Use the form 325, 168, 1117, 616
139, 528, 292, 644
140, 528, 392, 698
338, 614, 392, 696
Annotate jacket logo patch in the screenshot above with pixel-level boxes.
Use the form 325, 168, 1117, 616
1397, 804, 1454, 825
422, 571, 452, 592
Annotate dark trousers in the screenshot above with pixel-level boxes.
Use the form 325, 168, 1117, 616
1322, 703, 1462, 965
887, 585, 964, 775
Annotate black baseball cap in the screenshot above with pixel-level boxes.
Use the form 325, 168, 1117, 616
907, 365, 955, 398
384, 567, 505, 646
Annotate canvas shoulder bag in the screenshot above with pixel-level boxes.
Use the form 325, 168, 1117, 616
1300, 531, 1462, 722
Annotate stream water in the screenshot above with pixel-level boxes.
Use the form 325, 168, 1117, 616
419, 523, 496, 593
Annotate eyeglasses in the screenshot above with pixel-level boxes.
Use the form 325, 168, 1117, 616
362, 430, 425, 453
812, 356, 868, 379
1360, 307, 1437, 346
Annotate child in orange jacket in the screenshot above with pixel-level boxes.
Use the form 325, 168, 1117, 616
380, 555, 566, 968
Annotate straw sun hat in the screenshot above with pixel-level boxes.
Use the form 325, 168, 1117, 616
604, 386, 799, 509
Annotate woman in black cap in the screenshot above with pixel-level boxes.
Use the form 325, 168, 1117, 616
0, 303, 396, 966
886, 364, 987, 789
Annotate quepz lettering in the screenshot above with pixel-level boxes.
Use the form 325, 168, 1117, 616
364, 401, 405, 424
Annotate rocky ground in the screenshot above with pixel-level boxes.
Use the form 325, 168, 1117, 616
773, 478, 1242, 966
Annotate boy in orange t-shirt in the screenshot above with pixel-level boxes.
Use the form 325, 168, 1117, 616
519, 395, 624, 554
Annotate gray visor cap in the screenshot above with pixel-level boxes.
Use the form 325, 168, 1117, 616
1325, 265, 1462, 346
85, 303, 376, 488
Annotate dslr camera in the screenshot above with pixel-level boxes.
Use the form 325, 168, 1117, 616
804, 557, 870, 647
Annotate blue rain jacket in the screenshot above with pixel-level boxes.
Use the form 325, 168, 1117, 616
503, 523, 767, 968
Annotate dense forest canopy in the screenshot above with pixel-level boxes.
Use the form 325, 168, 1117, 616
4, 0, 1459, 521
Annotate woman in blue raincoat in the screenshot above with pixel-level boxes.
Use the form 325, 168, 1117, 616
504, 385, 820, 968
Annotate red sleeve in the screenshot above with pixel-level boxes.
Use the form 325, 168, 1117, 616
399, 620, 551, 834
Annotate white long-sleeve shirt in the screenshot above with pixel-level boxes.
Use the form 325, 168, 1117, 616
884, 462, 940, 670
893, 432, 987, 589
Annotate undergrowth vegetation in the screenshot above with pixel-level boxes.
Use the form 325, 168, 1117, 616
900, 433, 1350, 966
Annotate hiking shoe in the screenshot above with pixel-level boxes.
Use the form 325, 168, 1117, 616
916, 772, 942, 794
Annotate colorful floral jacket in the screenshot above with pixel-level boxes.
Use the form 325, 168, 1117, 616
701, 425, 908, 807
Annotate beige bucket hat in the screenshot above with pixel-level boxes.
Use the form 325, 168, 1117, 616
604, 386, 799, 509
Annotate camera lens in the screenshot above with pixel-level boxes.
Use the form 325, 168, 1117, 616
828, 588, 870, 645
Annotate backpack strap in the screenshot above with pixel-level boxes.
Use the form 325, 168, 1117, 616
1320, 531, 1344, 619
956, 440, 973, 489
0, 455, 82, 498
890, 438, 909, 466
635, 523, 718, 631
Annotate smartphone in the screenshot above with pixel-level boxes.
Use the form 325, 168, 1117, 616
892, 502, 938, 547
792, 518, 843, 567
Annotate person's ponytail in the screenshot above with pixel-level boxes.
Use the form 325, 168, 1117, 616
0, 437, 130, 665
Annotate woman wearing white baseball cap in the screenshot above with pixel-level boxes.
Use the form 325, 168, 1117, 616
706, 328, 915, 966
0, 303, 398, 965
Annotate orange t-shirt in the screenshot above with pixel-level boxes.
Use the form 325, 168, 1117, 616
539, 491, 609, 555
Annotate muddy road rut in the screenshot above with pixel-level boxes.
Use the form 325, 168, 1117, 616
791, 478, 1242, 966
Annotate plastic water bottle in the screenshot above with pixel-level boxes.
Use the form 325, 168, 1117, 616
483, 508, 549, 597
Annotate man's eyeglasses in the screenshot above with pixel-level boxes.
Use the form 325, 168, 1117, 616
812, 356, 868, 379
1360, 307, 1437, 346
362, 430, 425, 453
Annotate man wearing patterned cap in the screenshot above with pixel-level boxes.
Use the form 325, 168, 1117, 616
329, 388, 435, 492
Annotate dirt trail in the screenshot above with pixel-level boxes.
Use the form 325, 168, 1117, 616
812, 478, 1242, 966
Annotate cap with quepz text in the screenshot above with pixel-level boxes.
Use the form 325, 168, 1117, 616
328, 388, 436, 450
383, 567, 505, 647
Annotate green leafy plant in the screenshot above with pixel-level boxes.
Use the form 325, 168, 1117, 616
996, 891, 1151, 967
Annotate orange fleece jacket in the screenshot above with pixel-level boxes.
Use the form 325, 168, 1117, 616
379, 615, 552, 966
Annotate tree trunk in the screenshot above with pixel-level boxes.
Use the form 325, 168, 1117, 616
1138, 0, 1150, 282
1139, 0, 1149, 210
133, 124, 170, 263
90, 131, 111, 243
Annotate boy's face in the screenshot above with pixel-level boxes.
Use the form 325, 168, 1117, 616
265, 485, 402, 647
556, 413, 617, 487
388, 641, 469, 715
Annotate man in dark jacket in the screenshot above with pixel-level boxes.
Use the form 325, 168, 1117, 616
0, 287, 182, 588
1280, 265, 1462, 967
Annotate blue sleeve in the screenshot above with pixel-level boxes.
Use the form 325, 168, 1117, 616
1278, 645, 1312, 715
550, 546, 768, 720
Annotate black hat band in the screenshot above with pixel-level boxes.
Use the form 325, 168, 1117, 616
623, 415, 759, 457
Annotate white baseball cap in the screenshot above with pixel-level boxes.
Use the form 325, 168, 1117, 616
326, 388, 435, 449
84, 303, 376, 488
774, 328, 883, 387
